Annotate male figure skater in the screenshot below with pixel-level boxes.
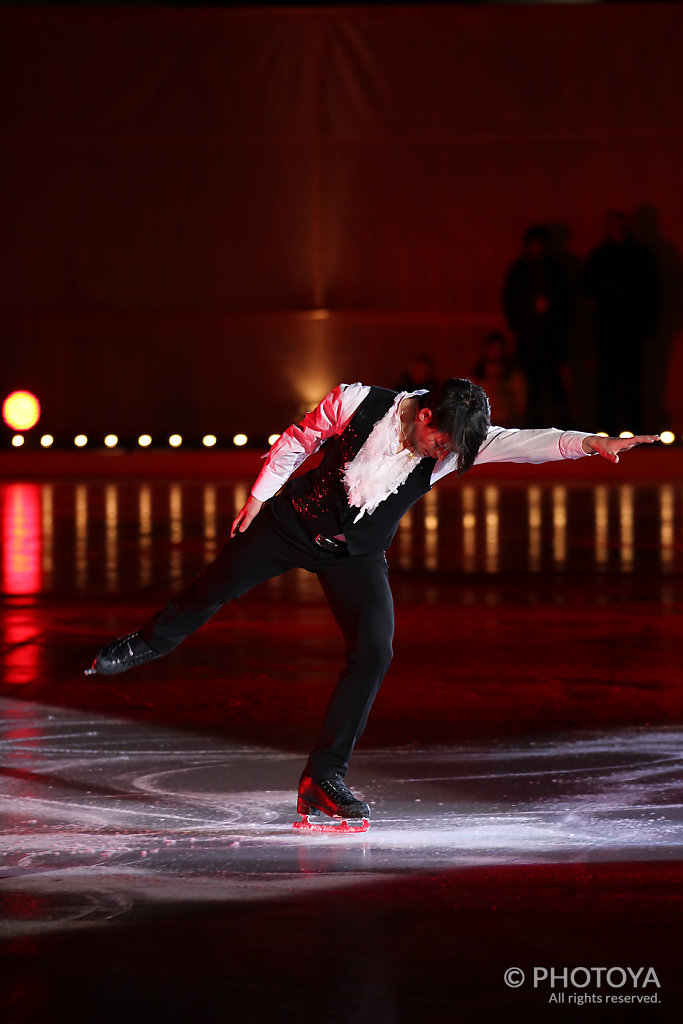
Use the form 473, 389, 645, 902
87, 379, 658, 830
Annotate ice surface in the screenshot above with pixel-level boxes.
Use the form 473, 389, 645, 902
1, 698, 681, 940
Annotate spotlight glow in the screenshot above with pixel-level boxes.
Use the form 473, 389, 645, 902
40, 434, 54, 448
660, 431, 675, 445
619, 431, 635, 439
138, 434, 152, 448
104, 434, 118, 448
596, 431, 609, 438
233, 434, 248, 447
168, 434, 182, 448
11, 434, 24, 447
2, 390, 41, 431
74, 435, 88, 448
202, 434, 217, 447
268, 433, 280, 446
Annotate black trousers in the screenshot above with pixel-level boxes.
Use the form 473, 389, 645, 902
141, 495, 394, 781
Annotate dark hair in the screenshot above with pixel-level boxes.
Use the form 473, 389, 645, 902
419, 378, 491, 476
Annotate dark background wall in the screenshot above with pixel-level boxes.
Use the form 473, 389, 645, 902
2, 5, 682, 441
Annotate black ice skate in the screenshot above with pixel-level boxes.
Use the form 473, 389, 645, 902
293, 773, 371, 834
85, 631, 162, 676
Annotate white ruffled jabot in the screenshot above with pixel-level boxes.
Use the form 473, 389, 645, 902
342, 392, 423, 523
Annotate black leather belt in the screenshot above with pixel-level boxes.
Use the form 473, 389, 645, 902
314, 534, 348, 556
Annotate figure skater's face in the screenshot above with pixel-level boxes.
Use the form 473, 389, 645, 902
412, 408, 454, 461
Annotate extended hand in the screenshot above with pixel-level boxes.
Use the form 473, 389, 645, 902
582, 434, 660, 463
230, 495, 263, 537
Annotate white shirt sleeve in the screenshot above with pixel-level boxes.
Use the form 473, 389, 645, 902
251, 383, 370, 502
430, 426, 594, 484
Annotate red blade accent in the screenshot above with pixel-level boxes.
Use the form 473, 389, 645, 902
293, 815, 370, 834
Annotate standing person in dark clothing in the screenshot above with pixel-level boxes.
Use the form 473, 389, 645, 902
470, 331, 526, 428
582, 210, 661, 435
85, 379, 657, 832
503, 225, 574, 427
393, 352, 439, 395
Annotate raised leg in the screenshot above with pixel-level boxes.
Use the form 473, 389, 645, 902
88, 501, 310, 674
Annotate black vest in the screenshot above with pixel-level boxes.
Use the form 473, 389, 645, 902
283, 387, 436, 556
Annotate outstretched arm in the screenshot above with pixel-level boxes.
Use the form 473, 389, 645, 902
431, 426, 661, 483
472, 425, 661, 467
581, 434, 660, 462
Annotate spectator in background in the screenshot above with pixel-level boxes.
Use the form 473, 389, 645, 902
503, 225, 573, 427
582, 210, 660, 435
470, 331, 526, 427
393, 353, 439, 395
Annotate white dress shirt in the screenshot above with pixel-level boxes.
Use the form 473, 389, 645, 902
251, 382, 593, 505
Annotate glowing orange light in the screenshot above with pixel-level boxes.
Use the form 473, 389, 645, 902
233, 433, 248, 447
40, 434, 54, 448
11, 435, 24, 448
202, 434, 217, 447
2, 391, 41, 431
660, 431, 675, 445
74, 435, 88, 448
104, 434, 118, 448
619, 431, 635, 439
138, 434, 152, 448
268, 433, 280, 446
168, 435, 182, 448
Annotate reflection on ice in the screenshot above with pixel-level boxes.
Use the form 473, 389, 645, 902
1, 484, 42, 595
0, 481, 680, 595
1, 699, 681, 939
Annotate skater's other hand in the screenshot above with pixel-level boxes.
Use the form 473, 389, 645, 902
231, 495, 263, 537
582, 434, 660, 463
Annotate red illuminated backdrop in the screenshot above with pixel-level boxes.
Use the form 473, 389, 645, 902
1, 6, 682, 439
1, 484, 42, 683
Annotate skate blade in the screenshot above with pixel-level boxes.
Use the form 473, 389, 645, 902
293, 815, 370, 834
83, 667, 97, 676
